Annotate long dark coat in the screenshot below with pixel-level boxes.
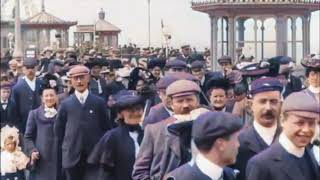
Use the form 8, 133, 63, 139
24, 106, 59, 180
88, 125, 143, 180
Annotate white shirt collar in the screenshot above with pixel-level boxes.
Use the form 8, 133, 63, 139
313, 146, 320, 165
196, 153, 223, 180
279, 133, 305, 158
309, 85, 320, 94
1, 99, 8, 104
201, 76, 205, 86
253, 121, 277, 145
23, 76, 36, 91
164, 105, 174, 116
75, 89, 89, 103
129, 131, 140, 158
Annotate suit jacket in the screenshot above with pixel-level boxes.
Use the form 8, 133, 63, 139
282, 75, 303, 98
232, 125, 281, 180
89, 77, 108, 101
11, 78, 42, 133
0, 98, 16, 128
246, 142, 320, 180
54, 93, 111, 168
132, 117, 176, 180
143, 103, 171, 127
166, 163, 236, 180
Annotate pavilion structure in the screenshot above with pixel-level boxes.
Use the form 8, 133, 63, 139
191, 0, 320, 70
74, 9, 121, 51
21, 1, 77, 51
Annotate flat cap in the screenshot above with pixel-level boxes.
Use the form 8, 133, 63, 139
165, 59, 187, 69
283, 91, 320, 119
52, 59, 64, 67
166, 79, 201, 98
68, 65, 90, 77
250, 77, 283, 95
192, 111, 243, 141
218, 55, 232, 64
113, 90, 144, 110
171, 72, 199, 82
156, 75, 179, 90
0, 81, 13, 89
191, 60, 205, 69
301, 54, 320, 70
23, 58, 39, 68
181, 44, 190, 49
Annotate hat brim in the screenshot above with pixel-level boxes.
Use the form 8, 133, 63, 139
287, 111, 320, 119
114, 96, 144, 110
69, 72, 89, 78
171, 91, 198, 98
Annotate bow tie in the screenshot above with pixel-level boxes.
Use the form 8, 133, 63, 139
126, 124, 142, 132
44, 107, 57, 118
313, 140, 320, 147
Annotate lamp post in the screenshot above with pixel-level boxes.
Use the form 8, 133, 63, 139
148, 0, 151, 49
7, 32, 14, 54
13, 0, 23, 58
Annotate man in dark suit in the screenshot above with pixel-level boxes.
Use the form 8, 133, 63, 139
233, 77, 283, 180
10, 58, 42, 133
132, 80, 202, 180
246, 91, 320, 180
190, 60, 213, 106
85, 58, 108, 101
55, 65, 111, 180
166, 111, 242, 180
142, 74, 178, 127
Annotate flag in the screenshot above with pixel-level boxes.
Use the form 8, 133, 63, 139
161, 19, 164, 29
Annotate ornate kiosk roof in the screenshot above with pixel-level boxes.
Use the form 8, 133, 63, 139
191, 0, 320, 15
21, 10, 77, 28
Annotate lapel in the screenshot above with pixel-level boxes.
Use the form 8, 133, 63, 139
166, 128, 181, 165
272, 143, 305, 180
192, 163, 212, 180
306, 146, 320, 178
70, 94, 83, 107
243, 126, 264, 153
21, 78, 33, 92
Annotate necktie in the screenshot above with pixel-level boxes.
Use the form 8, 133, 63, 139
79, 96, 85, 104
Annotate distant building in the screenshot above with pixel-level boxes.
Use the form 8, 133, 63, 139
74, 9, 121, 50
191, 0, 320, 70
0, 0, 77, 55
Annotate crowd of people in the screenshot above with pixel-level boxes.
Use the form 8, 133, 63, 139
0, 44, 319, 180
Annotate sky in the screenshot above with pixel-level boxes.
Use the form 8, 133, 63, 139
2, 0, 320, 55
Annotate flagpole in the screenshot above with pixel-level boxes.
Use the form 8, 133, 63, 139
148, 0, 151, 49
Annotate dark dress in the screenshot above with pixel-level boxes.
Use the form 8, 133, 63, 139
88, 124, 143, 180
24, 106, 59, 180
